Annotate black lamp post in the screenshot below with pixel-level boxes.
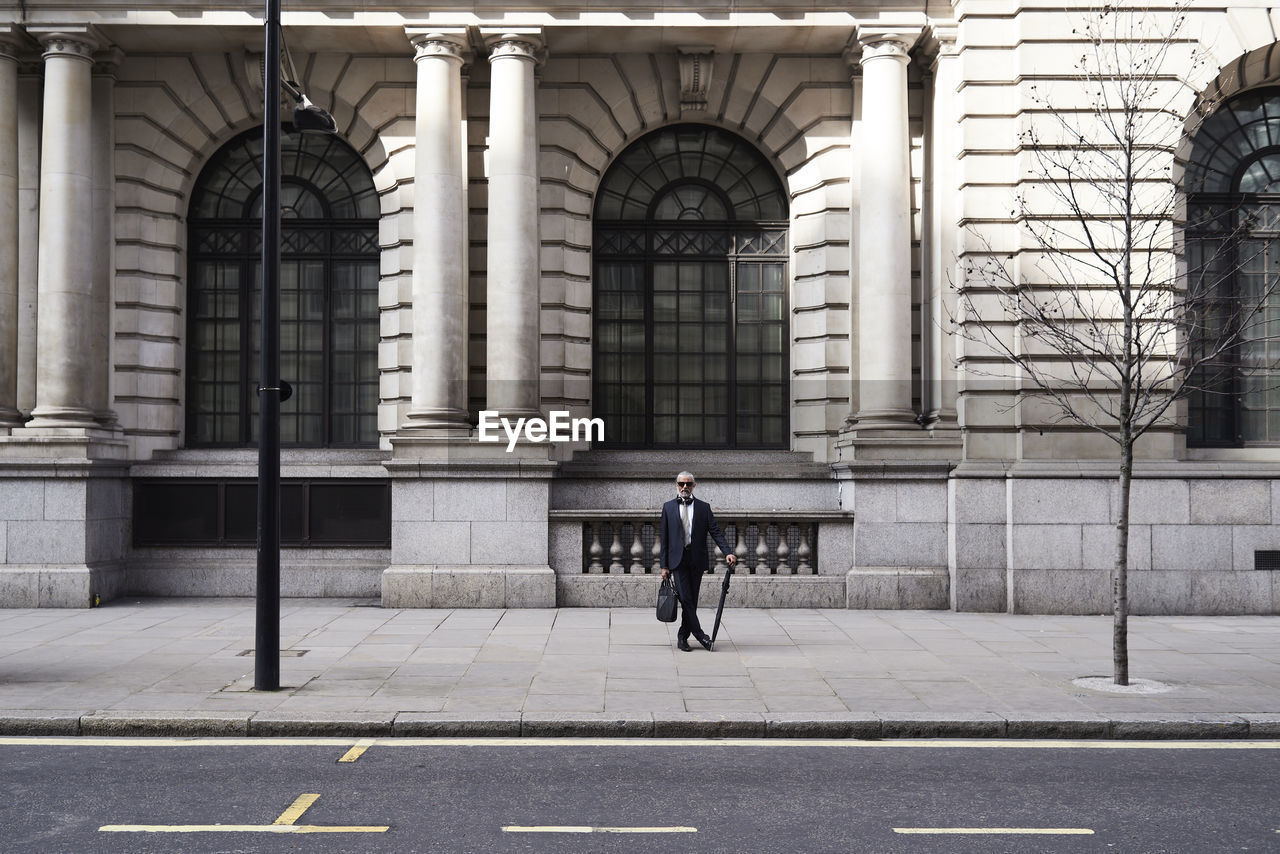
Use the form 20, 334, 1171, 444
256, 0, 334, 691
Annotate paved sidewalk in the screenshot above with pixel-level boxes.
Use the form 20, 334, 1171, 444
1, 599, 1278, 739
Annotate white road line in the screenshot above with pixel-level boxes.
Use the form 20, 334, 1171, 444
99, 824, 389, 834
894, 827, 1095, 835
503, 826, 697, 834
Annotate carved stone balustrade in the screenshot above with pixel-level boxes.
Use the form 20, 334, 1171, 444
549, 509, 854, 608
573, 515, 817, 575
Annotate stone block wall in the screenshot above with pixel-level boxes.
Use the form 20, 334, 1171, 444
382, 453, 557, 608
845, 475, 950, 610
947, 467, 1280, 616
126, 550, 388, 598
390, 477, 550, 568
0, 468, 128, 607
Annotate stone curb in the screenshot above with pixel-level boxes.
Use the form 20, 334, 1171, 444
3, 712, 1280, 740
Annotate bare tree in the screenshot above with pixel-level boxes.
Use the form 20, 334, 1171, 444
953, 2, 1271, 684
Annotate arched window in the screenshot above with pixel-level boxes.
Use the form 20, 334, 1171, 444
187, 129, 380, 447
593, 125, 789, 448
1186, 89, 1280, 446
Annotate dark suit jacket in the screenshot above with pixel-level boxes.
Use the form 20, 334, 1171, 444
659, 497, 732, 573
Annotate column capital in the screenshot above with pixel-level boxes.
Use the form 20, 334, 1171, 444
856, 31, 919, 64
31, 28, 99, 62
483, 30, 544, 65
407, 29, 468, 64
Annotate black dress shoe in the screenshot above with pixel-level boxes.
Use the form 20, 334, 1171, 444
697, 635, 713, 652
677, 638, 692, 652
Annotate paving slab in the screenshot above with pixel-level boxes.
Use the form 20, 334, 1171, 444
0, 600, 1278, 739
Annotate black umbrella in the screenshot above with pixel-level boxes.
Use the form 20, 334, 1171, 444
709, 566, 734, 649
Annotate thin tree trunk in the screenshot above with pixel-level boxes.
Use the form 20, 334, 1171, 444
1114, 439, 1132, 686
1114, 123, 1135, 688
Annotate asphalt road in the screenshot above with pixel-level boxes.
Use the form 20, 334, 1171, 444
2, 737, 1278, 853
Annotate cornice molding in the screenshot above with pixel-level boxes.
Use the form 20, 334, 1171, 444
93, 46, 124, 77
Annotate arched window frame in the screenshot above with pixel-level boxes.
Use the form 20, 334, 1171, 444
186, 128, 381, 448
592, 124, 790, 449
1186, 88, 1280, 447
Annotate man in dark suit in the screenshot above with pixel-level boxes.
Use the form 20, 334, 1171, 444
660, 470, 737, 651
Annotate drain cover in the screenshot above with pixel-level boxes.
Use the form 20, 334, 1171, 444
237, 649, 309, 657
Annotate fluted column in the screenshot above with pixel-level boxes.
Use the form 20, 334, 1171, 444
0, 39, 22, 428
927, 27, 960, 429
405, 32, 470, 430
27, 31, 99, 429
91, 48, 120, 428
851, 32, 918, 431
485, 32, 541, 418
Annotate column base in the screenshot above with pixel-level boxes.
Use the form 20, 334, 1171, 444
25, 406, 101, 430
389, 433, 555, 463
847, 407, 920, 432
0, 426, 128, 461
402, 408, 472, 432
835, 427, 961, 461
0, 407, 24, 431
396, 423, 475, 443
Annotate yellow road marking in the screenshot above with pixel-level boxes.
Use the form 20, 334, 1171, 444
273, 793, 319, 826
894, 828, 1094, 835
99, 824, 388, 834
10, 736, 1280, 750
503, 826, 697, 834
338, 739, 374, 763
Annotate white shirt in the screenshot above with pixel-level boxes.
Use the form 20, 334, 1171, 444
680, 499, 692, 546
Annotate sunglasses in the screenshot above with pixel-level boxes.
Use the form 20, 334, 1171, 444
677, 482, 694, 487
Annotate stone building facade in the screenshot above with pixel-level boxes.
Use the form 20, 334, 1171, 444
1, 1, 1279, 614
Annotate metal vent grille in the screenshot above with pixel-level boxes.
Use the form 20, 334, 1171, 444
1255, 551, 1280, 571
238, 649, 308, 658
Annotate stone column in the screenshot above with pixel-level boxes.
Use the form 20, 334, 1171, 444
16, 60, 40, 416
91, 49, 120, 428
851, 32, 918, 432
27, 30, 98, 429
927, 28, 960, 429
485, 32, 541, 419
0, 38, 22, 428
404, 32, 470, 431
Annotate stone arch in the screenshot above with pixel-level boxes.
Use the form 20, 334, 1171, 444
111, 50, 413, 454
535, 51, 852, 454
1173, 41, 1280, 197
590, 122, 792, 449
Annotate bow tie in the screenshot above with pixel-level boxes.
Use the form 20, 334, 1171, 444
678, 496, 693, 505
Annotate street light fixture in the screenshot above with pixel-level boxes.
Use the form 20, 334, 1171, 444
256, 0, 335, 691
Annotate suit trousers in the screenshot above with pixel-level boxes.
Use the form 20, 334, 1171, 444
673, 551, 705, 642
